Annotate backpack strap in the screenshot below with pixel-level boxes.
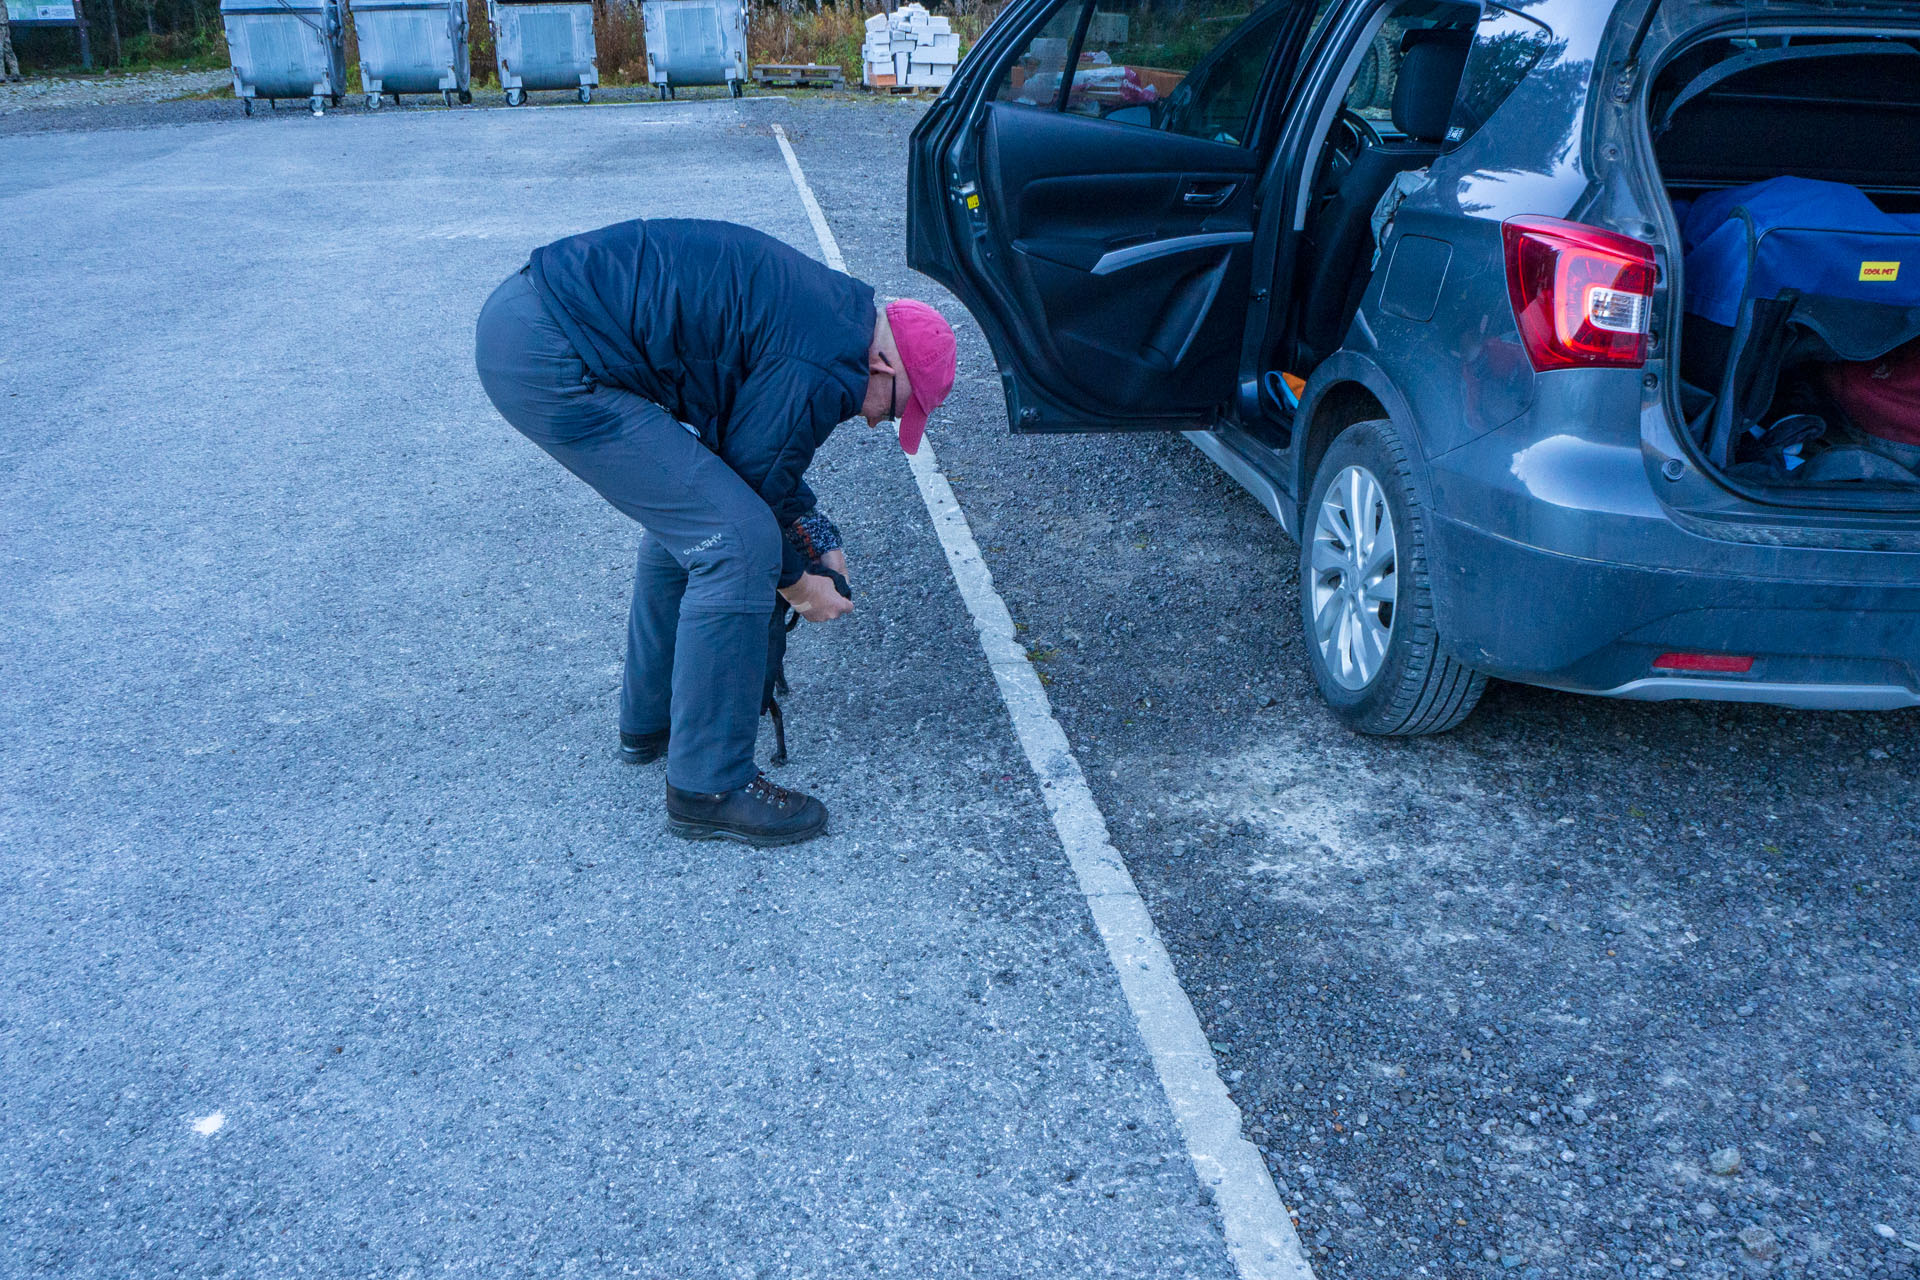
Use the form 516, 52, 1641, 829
1705, 292, 1800, 469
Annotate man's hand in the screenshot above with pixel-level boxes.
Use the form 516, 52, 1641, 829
818, 548, 847, 581
780, 571, 853, 623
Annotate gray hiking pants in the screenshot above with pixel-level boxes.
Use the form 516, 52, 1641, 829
475, 269, 777, 794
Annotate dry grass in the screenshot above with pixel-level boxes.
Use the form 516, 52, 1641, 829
593, 0, 648, 83
467, 0, 496, 87
749, 4, 866, 80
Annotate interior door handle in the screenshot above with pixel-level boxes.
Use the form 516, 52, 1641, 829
1180, 182, 1238, 208
1091, 231, 1253, 276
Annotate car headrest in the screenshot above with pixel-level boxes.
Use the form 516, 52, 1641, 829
1392, 28, 1473, 143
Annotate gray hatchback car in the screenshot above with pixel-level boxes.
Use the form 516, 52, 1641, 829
908, 0, 1920, 733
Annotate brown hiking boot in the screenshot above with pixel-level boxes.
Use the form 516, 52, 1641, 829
665, 773, 828, 847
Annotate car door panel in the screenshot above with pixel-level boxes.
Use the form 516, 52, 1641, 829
907, 0, 1319, 434
975, 101, 1261, 427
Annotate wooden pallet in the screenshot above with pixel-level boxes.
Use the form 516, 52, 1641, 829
752, 63, 847, 89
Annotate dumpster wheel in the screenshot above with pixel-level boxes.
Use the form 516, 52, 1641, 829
243, 98, 253, 116
506, 87, 526, 106
443, 89, 455, 107
730, 80, 742, 99
578, 85, 592, 104
367, 92, 382, 109
309, 95, 325, 116
458, 89, 472, 104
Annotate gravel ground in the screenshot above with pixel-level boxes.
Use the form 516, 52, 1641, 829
2, 100, 1235, 1279
0, 77, 885, 137
785, 104, 1920, 1280
4, 91, 1917, 1280
0, 67, 229, 115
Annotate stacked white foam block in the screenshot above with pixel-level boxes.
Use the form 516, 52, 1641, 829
863, 5, 958, 89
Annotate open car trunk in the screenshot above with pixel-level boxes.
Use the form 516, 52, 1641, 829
1651, 29, 1920, 507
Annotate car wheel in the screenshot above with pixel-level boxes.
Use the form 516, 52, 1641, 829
1299, 418, 1486, 735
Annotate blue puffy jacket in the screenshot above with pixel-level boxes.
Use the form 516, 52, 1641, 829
528, 219, 875, 587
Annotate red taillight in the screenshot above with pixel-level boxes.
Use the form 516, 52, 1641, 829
1503, 217, 1656, 371
1653, 653, 1755, 674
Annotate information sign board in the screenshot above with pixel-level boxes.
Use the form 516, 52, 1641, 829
6, 0, 81, 25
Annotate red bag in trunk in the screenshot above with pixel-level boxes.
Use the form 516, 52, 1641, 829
1825, 338, 1920, 446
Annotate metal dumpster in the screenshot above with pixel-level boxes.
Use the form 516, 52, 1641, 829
487, 0, 598, 105
220, 0, 347, 116
642, 0, 745, 99
350, 0, 472, 108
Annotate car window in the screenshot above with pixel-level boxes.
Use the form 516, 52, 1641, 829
993, 0, 1307, 146
994, 6, 1085, 109
1343, 9, 1474, 127
1149, 1, 1301, 145
1067, 0, 1296, 143
1442, 3, 1553, 149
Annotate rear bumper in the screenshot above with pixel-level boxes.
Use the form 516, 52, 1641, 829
1425, 412, 1920, 708
1431, 512, 1920, 705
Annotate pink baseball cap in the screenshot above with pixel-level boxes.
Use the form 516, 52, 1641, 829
885, 299, 957, 455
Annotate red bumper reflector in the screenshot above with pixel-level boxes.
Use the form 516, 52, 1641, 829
1653, 652, 1756, 674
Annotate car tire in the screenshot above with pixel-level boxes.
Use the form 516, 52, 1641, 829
1299, 418, 1486, 735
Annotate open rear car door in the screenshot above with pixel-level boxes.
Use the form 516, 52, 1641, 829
908, 0, 1319, 432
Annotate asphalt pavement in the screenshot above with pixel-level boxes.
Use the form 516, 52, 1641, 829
4, 92, 1918, 1280
791, 105, 1920, 1280
1, 100, 1237, 1279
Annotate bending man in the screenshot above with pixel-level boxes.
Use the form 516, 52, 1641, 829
476, 218, 956, 847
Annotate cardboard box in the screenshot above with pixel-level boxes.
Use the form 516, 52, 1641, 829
865, 6, 963, 91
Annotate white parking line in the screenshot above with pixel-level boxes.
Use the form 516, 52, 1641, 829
770, 122, 1314, 1280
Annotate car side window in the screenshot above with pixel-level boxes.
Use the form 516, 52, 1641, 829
1067, 0, 1297, 143
993, 0, 1304, 145
1154, 2, 1298, 145
994, 7, 1085, 109
1443, 3, 1553, 149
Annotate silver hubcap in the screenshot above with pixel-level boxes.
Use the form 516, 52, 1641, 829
1309, 465, 1398, 691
